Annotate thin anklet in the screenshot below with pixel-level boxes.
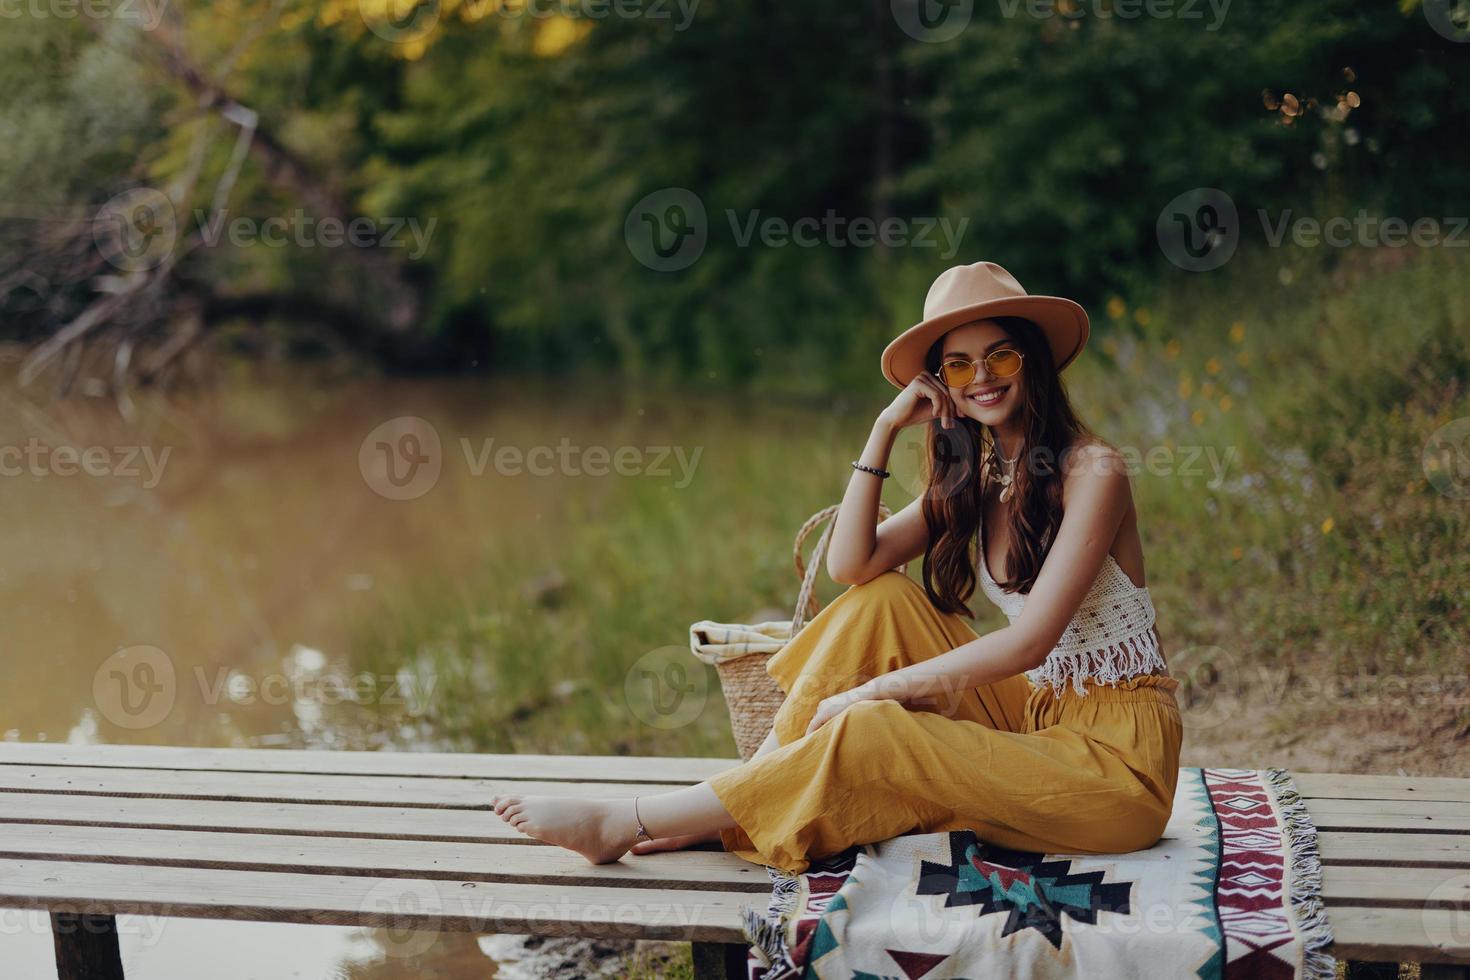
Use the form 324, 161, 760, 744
632, 796, 653, 843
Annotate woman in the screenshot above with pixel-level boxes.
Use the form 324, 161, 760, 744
492, 261, 1182, 875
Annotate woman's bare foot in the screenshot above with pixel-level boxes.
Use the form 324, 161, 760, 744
490, 793, 639, 864
629, 828, 722, 855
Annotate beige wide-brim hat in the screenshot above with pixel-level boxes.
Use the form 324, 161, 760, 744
880, 261, 1090, 389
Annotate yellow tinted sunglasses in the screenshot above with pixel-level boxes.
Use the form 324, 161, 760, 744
938, 348, 1024, 387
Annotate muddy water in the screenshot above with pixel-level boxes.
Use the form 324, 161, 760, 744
0, 370, 754, 978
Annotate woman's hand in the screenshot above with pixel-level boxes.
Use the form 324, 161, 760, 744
878, 371, 960, 432
804, 686, 888, 736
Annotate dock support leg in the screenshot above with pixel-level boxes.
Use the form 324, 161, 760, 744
1421, 966, 1470, 980
691, 940, 747, 980
50, 911, 125, 980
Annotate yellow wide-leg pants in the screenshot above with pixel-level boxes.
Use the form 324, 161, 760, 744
707, 570, 1184, 875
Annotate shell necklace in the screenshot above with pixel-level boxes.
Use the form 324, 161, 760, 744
993, 442, 1018, 503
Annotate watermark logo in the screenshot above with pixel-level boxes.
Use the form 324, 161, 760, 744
359, 877, 442, 958
622, 646, 708, 730
992, 0, 1229, 29
485, 0, 699, 29
624, 187, 968, 271
194, 209, 437, 260
359, 416, 443, 501
1168, 644, 1238, 732
1423, 0, 1470, 43
1421, 872, 1470, 958
625, 187, 707, 272
94, 188, 176, 273
1157, 188, 1238, 272
360, 0, 441, 45
1423, 417, 1470, 499
93, 645, 177, 730
0, 0, 169, 29
891, 0, 973, 42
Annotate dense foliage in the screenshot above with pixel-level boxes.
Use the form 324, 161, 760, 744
3, 0, 1468, 388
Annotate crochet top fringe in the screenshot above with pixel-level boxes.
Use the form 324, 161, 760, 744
979, 550, 1167, 697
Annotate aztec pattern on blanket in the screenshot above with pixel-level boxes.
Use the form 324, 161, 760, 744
739, 767, 1334, 980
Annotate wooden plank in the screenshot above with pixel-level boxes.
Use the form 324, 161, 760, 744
1294, 772, 1470, 804
0, 859, 752, 942
1329, 905, 1470, 965
0, 792, 541, 842
1318, 831, 1470, 868
0, 765, 692, 808
1322, 865, 1470, 908
0, 823, 769, 892
0, 743, 737, 783
1305, 798, 1470, 834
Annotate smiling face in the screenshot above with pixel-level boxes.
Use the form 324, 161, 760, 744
940, 319, 1025, 425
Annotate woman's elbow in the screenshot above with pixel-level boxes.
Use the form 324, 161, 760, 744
826, 558, 861, 586
1014, 628, 1060, 670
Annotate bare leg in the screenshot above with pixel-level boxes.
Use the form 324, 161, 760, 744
629, 724, 781, 854
491, 782, 737, 865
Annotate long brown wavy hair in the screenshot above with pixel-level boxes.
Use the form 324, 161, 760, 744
919, 316, 1100, 616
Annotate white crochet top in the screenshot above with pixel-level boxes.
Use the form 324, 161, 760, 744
979, 547, 1167, 697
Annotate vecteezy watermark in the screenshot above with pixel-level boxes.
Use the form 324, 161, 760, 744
890, 0, 973, 42
1258, 209, 1470, 250
461, 437, 703, 487
94, 188, 178, 273
93, 646, 177, 731
1421, 872, 1470, 959
358, 0, 441, 45
0, 0, 167, 29
355, 879, 713, 952
2, 908, 168, 948
471, 0, 698, 29
992, 0, 1229, 29
726, 210, 969, 260
360, 877, 443, 958
624, 188, 708, 272
624, 187, 969, 272
1424, 417, 1470, 499
887, 429, 1239, 503
359, 416, 704, 500
194, 209, 437, 260
1423, 0, 1470, 43
1157, 188, 1239, 272
1170, 644, 1470, 733
891, 0, 1227, 42
621, 646, 709, 731
1160, 188, 1470, 271
0, 439, 171, 488
359, 416, 444, 501
92, 646, 438, 730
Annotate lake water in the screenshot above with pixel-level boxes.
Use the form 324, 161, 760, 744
0, 368, 855, 978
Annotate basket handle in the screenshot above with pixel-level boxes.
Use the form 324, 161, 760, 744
790, 502, 908, 632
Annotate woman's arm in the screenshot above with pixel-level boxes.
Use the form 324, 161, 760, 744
827, 373, 958, 584
809, 444, 1132, 728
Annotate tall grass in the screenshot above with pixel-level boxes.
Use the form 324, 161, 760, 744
349, 242, 1470, 757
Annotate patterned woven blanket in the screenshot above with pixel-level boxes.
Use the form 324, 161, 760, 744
739, 767, 1334, 980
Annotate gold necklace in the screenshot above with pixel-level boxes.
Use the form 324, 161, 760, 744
994, 444, 1018, 503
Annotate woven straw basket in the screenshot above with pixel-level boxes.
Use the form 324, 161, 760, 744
688, 503, 908, 760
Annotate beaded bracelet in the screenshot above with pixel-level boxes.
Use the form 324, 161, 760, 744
851, 460, 891, 479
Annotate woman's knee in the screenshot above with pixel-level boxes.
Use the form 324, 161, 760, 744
835, 570, 921, 609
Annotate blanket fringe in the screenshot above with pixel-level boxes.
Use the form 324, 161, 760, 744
1264, 767, 1336, 980
739, 868, 802, 980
